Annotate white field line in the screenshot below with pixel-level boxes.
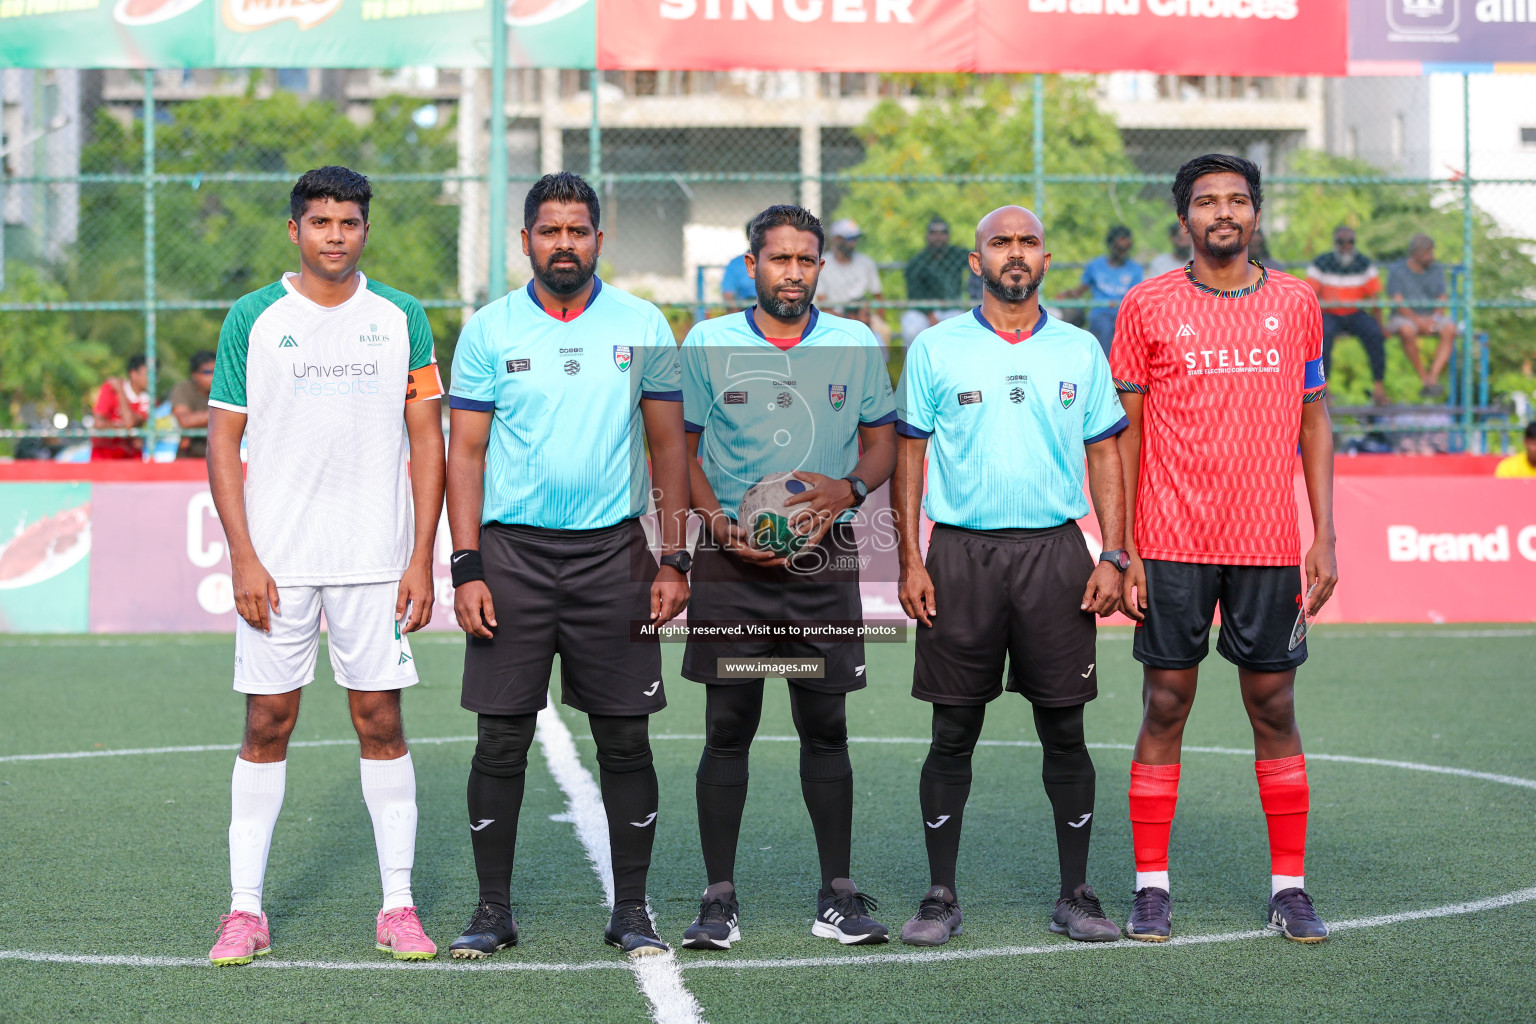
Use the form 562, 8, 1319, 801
534, 704, 706, 1024
6, 884, 1535, 975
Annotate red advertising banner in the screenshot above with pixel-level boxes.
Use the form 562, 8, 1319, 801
598, 0, 975, 72
595, 0, 1346, 74
976, 0, 1347, 77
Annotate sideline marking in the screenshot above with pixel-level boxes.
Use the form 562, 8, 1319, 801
535, 705, 706, 1024
4, 886, 1535, 974
4, 737, 1535, 981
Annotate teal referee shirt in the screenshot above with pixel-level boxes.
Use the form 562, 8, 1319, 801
681, 306, 896, 520
896, 308, 1126, 531
448, 279, 682, 529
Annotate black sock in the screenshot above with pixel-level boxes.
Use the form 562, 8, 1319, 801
696, 752, 749, 885
799, 751, 853, 891
790, 686, 853, 891
921, 703, 985, 895
590, 715, 657, 908
467, 713, 537, 912
1034, 703, 1096, 900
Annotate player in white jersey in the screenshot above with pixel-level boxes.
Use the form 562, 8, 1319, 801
204, 167, 446, 965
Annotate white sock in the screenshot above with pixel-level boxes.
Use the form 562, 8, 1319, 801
1272, 874, 1305, 896
229, 758, 287, 915
361, 753, 418, 912
1135, 870, 1170, 893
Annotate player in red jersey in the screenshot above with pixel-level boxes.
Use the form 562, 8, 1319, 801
1110, 154, 1338, 944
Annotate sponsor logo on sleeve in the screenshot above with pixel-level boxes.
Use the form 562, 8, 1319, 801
506, 358, 531, 373
723, 391, 748, 404
958, 390, 982, 406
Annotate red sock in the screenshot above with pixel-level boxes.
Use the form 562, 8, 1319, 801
1255, 755, 1309, 876
1128, 761, 1181, 872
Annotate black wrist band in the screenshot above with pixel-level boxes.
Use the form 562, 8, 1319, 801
450, 549, 485, 588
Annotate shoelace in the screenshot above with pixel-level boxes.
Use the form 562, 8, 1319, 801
830, 890, 880, 920
1068, 889, 1108, 920
466, 901, 510, 935
215, 912, 259, 941
615, 905, 659, 938
1274, 889, 1320, 922
696, 897, 734, 925
1132, 887, 1171, 920
384, 906, 429, 942
914, 896, 955, 922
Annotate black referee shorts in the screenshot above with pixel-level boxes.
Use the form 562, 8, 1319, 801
913, 522, 1098, 708
461, 518, 666, 717
1133, 559, 1307, 673
682, 520, 866, 693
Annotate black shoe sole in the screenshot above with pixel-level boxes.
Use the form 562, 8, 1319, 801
448, 939, 516, 960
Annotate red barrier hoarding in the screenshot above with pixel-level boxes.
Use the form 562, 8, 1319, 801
596, 0, 1346, 75
976, 1, 1348, 77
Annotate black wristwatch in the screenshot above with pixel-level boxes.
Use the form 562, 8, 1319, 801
1099, 548, 1130, 572
659, 551, 692, 575
843, 475, 869, 507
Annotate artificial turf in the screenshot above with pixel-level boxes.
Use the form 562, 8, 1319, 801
1, 625, 1533, 1023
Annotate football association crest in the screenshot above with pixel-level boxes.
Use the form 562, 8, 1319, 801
828, 384, 846, 411
1059, 381, 1077, 409
613, 346, 632, 372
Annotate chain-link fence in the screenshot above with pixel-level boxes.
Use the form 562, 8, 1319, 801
3, 68, 1533, 456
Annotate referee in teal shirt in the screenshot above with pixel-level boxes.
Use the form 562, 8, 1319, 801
443, 173, 690, 960
892, 205, 1129, 948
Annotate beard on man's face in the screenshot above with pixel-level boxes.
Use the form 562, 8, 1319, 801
1201, 220, 1250, 260
534, 247, 597, 295
756, 277, 816, 320
982, 258, 1041, 303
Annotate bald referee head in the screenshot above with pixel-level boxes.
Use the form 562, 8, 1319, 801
971, 206, 1051, 305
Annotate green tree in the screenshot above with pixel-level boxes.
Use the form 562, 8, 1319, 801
832, 75, 1165, 306
67, 86, 465, 398
0, 264, 114, 427
1268, 151, 1536, 406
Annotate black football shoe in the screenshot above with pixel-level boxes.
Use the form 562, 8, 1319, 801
1125, 886, 1172, 942
1268, 887, 1330, 943
682, 883, 741, 951
605, 903, 671, 958
899, 884, 963, 947
1050, 884, 1122, 942
812, 878, 889, 946
448, 901, 519, 960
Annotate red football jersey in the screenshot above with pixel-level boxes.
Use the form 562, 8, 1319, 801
1110, 265, 1326, 566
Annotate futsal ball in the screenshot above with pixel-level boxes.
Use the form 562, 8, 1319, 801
739, 474, 813, 557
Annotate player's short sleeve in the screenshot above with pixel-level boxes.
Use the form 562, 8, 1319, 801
1109, 288, 1150, 394
1083, 345, 1128, 444
896, 339, 936, 439
680, 329, 711, 433
1300, 288, 1327, 403
858, 329, 897, 427
209, 303, 252, 413
640, 308, 683, 401
447, 311, 496, 412
399, 296, 443, 404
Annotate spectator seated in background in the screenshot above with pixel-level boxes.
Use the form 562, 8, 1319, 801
1145, 220, 1191, 277
169, 350, 215, 458
819, 218, 889, 349
1059, 224, 1142, 356
1387, 233, 1459, 400
900, 217, 970, 344
1308, 225, 1387, 406
1494, 421, 1536, 478
91, 354, 149, 461
719, 220, 755, 310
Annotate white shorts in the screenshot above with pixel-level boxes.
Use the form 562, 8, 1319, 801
233, 581, 420, 695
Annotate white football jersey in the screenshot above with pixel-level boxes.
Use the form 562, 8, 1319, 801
209, 272, 442, 586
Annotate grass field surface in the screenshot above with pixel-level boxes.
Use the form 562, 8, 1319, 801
2, 625, 1534, 1023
